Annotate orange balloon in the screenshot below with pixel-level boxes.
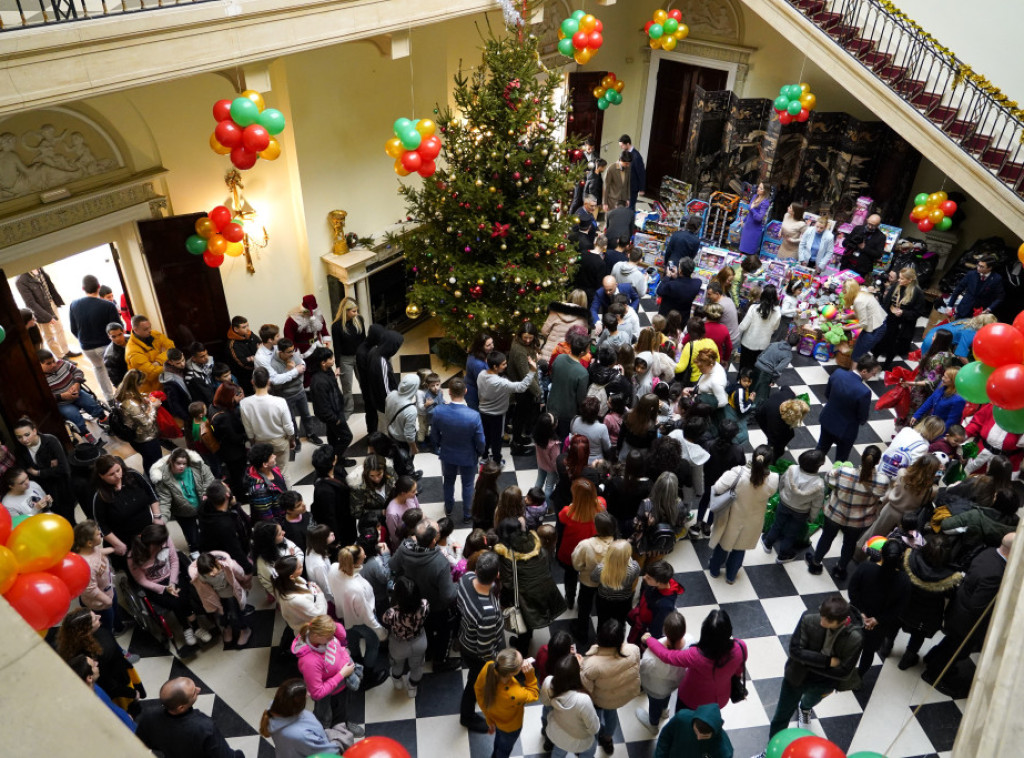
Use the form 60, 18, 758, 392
394, 158, 412, 177
653, 9, 668, 24
0, 546, 17, 595
385, 137, 404, 159
580, 14, 597, 33
195, 217, 216, 239
415, 119, 436, 137
259, 137, 281, 161
207, 233, 228, 255
241, 89, 266, 111
800, 92, 817, 110
558, 28, 565, 40
613, 80, 625, 93
601, 75, 615, 89
661, 36, 677, 51
649, 37, 662, 49
224, 241, 245, 258
209, 131, 231, 155
574, 48, 593, 65
7, 514, 72, 573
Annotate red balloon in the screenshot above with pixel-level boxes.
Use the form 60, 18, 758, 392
212, 99, 232, 122
230, 145, 258, 170
644, 20, 653, 33
1013, 310, 1024, 338
214, 119, 243, 148
203, 251, 226, 268
796, 108, 810, 122
222, 222, 245, 243
0, 506, 10, 545
417, 160, 437, 178
4, 572, 71, 631
242, 123, 271, 153
572, 31, 588, 49
917, 218, 934, 232
344, 736, 411, 758
779, 112, 793, 125
401, 151, 423, 172
973, 323, 1024, 368
45, 553, 90, 597
781, 736, 846, 758
589, 31, 604, 49
208, 205, 232, 231
668, 9, 683, 21
418, 135, 442, 160
940, 200, 957, 216
594, 18, 603, 32
987, 364, 1024, 410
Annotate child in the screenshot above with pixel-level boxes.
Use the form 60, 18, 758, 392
189, 551, 253, 646
636, 610, 692, 733
382, 575, 430, 697
436, 516, 461, 568
453, 528, 489, 579
474, 648, 539, 758
417, 371, 445, 452
760, 449, 826, 563
752, 330, 799, 408
728, 369, 757, 419
888, 511, 925, 549
184, 401, 222, 476
305, 524, 336, 609
774, 279, 803, 341
385, 476, 420, 550
212, 362, 238, 390
71, 520, 119, 633
597, 312, 628, 351
523, 487, 548, 531
279, 491, 311, 554
670, 417, 711, 515
533, 412, 561, 500
603, 394, 626, 449
653, 381, 673, 424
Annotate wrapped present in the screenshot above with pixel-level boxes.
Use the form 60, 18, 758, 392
876, 385, 911, 419
884, 365, 917, 386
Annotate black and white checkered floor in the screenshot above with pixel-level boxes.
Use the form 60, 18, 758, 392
119, 297, 961, 758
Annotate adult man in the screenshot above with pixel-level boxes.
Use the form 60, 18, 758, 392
604, 199, 634, 244
585, 158, 607, 209
477, 350, 536, 463
457, 550, 503, 733
158, 348, 192, 423
284, 294, 331, 357
311, 445, 356, 544
271, 338, 323, 448
619, 134, 646, 209
431, 378, 485, 521
816, 354, 880, 463
67, 654, 136, 732
13, 416, 76, 525
385, 373, 422, 477
103, 322, 129, 389
184, 341, 217, 406
135, 677, 243, 758
368, 329, 404, 430
612, 246, 649, 299
307, 349, 353, 462
575, 195, 599, 244
765, 595, 864, 742
665, 217, 702, 269
591, 275, 640, 329
239, 367, 295, 485
654, 704, 732, 758
705, 282, 740, 350
657, 257, 702, 318
17, 267, 76, 359
125, 315, 175, 393
949, 255, 1005, 319
68, 275, 121, 401
548, 331, 590, 438
391, 520, 459, 672
603, 236, 630, 276
575, 236, 607, 306
840, 213, 886, 277
226, 316, 260, 394
798, 215, 835, 270
38, 349, 108, 440
254, 324, 306, 388
602, 151, 631, 212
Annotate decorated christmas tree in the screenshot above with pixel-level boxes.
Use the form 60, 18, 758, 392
400, 13, 585, 348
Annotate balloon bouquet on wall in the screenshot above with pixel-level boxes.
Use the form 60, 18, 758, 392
557, 10, 604, 64
644, 8, 688, 50
185, 206, 246, 269
955, 317, 1024, 433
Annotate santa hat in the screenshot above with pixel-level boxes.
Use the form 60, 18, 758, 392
301, 295, 318, 311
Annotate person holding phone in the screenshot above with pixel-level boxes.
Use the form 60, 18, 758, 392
2, 468, 52, 516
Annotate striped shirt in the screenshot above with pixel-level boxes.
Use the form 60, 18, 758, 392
457, 572, 503, 659
591, 559, 642, 602
824, 466, 890, 528
44, 359, 85, 398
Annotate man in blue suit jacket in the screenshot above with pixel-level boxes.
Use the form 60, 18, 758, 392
431, 377, 486, 522
949, 256, 1005, 319
591, 276, 640, 328
816, 355, 881, 462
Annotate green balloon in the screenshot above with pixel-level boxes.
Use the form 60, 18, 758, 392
994, 405, 1024, 433
400, 128, 422, 150
766, 728, 815, 758
774, 95, 791, 111
11, 514, 30, 528
393, 117, 412, 135
787, 84, 804, 99
787, 100, 803, 116
230, 97, 259, 128
664, 18, 679, 34
0, 324, 5, 344
561, 18, 579, 37
608, 90, 622, 105
558, 37, 575, 56
597, 98, 610, 110
937, 216, 953, 231
185, 234, 208, 256
955, 361, 993, 404
257, 108, 286, 135
914, 192, 930, 206
649, 23, 664, 39
571, 9, 585, 20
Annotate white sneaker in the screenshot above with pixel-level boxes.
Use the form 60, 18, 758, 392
194, 627, 213, 644
634, 707, 659, 735
406, 676, 418, 698
760, 535, 773, 554
797, 707, 812, 728
393, 675, 406, 690
183, 628, 198, 646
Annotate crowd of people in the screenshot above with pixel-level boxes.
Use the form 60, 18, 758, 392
3, 190, 1020, 758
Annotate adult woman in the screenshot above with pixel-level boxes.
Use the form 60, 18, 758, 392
541, 655, 601, 758
756, 392, 810, 464
617, 394, 659, 458
571, 510, 617, 640
493, 485, 526, 528
349, 454, 396, 527
551, 436, 604, 512
273, 554, 328, 635
331, 297, 365, 417
656, 256, 702, 318
508, 321, 542, 453
260, 679, 341, 758
848, 539, 910, 676
708, 446, 779, 584
920, 312, 998, 363
189, 550, 253, 646
739, 182, 770, 256
737, 284, 781, 372
465, 332, 494, 410
685, 349, 728, 410
292, 615, 361, 734
11, 416, 75, 524
603, 451, 650, 546
579, 619, 641, 754
209, 382, 248, 499
899, 327, 958, 427
475, 648, 539, 758
92, 455, 160, 561
128, 524, 211, 646
863, 454, 939, 547
57, 608, 145, 709
807, 446, 888, 581
114, 369, 162, 472
911, 368, 966, 431
875, 268, 927, 370
570, 397, 612, 463
198, 480, 253, 574
675, 318, 720, 387
557, 478, 604, 610
690, 419, 745, 540
630, 471, 680, 564
895, 535, 963, 670
777, 202, 806, 259
253, 520, 304, 596
494, 518, 568, 654
700, 303, 734, 367
880, 416, 945, 478
150, 448, 214, 556
328, 544, 387, 673
471, 459, 503, 530
591, 539, 640, 627
842, 279, 888, 366
243, 442, 287, 522
642, 609, 746, 713
715, 266, 736, 302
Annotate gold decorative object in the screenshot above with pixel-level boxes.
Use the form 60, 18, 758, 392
224, 169, 266, 275
329, 210, 349, 255
405, 302, 422, 319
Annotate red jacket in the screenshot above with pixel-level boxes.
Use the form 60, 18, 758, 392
966, 404, 1024, 471
557, 506, 602, 564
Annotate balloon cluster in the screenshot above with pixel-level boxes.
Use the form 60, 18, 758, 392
385, 118, 442, 178
593, 74, 625, 111
765, 727, 886, 758
644, 9, 688, 51
0, 512, 88, 631
773, 82, 817, 124
185, 206, 246, 268
557, 11, 604, 65
209, 90, 286, 170
955, 316, 1024, 432
908, 191, 956, 233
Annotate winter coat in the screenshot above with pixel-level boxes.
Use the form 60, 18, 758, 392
264, 710, 339, 758
355, 324, 384, 415
367, 329, 404, 414
226, 326, 261, 377
779, 466, 825, 519
188, 551, 250, 614
16, 270, 63, 322
327, 568, 386, 639
149, 450, 215, 520
120, 396, 159, 443
278, 578, 328, 633
508, 336, 541, 399
126, 330, 176, 393
292, 623, 351, 700
209, 404, 247, 461
655, 703, 733, 758
632, 580, 685, 639
656, 275, 702, 318
198, 507, 253, 575
965, 403, 1024, 471
474, 666, 539, 733
579, 642, 642, 709
941, 505, 1018, 550
539, 302, 590, 363
572, 535, 614, 588
310, 370, 346, 427
899, 549, 963, 637
494, 531, 567, 629
540, 680, 601, 753
944, 546, 1006, 639
823, 465, 889, 529
914, 385, 966, 432
312, 476, 356, 546
390, 537, 459, 610
645, 637, 745, 709
848, 561, 910, 630
784, 608, 865, 691
557, 506, 600, 565
709, 465, 779, 552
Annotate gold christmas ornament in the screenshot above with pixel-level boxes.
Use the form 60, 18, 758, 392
405, 303, 422, 319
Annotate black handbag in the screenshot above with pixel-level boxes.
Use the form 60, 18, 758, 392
730, 640, 748, 703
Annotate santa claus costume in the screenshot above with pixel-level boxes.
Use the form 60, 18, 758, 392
964, 403, 1024, 473
284, 294, 331, 358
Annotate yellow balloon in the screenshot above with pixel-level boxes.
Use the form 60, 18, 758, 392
800, 82, 811, 93
260, 137, 281, 161
934, 191, 948, 204
195, 217, 216, 239
601, 75, 615, 89
416, 119, 436, 137
649, 37, 662, 49
927, 192, 943, 207
394, 158, 412, 177
574, 48, 593, 65
209, 131, 231, 155
241, 89, 266, 111
558, 28, 565, 40
675, 24, 689, 39
7, 514, 72, 572
653, 9, 668, 24
385, 137, 404, 159
593, 87, 607, 98
662, 35, 678, 51
614, 80, 625, 93
580, 13, 597, 33
0, 546, 17, 595
800, 92, 817, 110
224, 241, 245, 258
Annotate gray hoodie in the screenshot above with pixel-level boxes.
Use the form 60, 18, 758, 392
612, 260, 648, 297
391, 537, 458, 609
265, 710, 338, 758
540, 677, 601, 753
779, 465, 825, 519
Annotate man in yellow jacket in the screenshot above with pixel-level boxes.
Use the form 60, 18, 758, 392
125, 314, 175, 393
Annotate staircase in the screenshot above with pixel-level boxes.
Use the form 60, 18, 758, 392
739, 0, 1024, 238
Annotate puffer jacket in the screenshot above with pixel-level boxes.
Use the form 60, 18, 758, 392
292, 623, 351, 700
940, 505, 1019, 550
126, 329, 175, 393
347, 466, 397, 521
778, 466, 825, 518
540, 680, 600, 753
508, 337, 541, 399
149, 450, 215, 520
898, 547, 964, 636
494, 531, 567, 629
187, 551, 251, 614
539, 302, 589, 363
579, 642, 642, 709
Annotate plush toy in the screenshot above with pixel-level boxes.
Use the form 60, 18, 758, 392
823, 322, 845, 344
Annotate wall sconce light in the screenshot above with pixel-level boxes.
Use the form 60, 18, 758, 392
224, 169, 268, 274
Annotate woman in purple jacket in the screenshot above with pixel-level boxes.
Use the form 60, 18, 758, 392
739, 183, 770, 256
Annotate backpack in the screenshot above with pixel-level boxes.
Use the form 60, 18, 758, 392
647, 522, 678, 555
198, 419, 220, 454
106, 405, 137, 443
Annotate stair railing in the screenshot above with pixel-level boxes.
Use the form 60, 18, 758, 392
0, 0, 221, 31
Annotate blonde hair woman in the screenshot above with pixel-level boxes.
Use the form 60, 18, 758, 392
331, 297, 365, 415
842, 279, 888, 368
876, 267, 927, 369
113, 368, 162, 472
328, 544, 386, 676
591, 538, 640, 627
292, 615, 361, 735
